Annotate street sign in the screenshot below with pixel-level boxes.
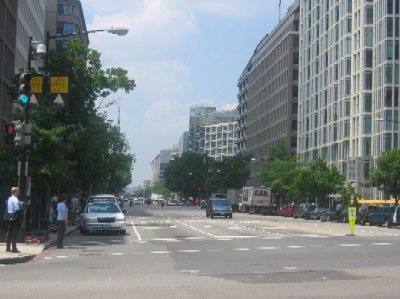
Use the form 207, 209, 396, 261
31, 76, 43, 93
50, 76, 69, 94
348, 206, 356, 236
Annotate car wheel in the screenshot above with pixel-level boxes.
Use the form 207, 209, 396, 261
384, 219, 391, 228
229, 214, 232, 219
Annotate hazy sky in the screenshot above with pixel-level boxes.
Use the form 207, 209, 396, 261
81, 0, 295, 187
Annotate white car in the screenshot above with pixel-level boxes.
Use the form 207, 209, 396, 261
80, 202, 126, 235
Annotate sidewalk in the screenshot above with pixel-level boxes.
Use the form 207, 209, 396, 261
0, 225, 78, 265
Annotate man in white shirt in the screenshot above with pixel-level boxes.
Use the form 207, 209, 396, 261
6, 187, 23, 253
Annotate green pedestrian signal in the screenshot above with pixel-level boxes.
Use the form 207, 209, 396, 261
18, 72, 32, 106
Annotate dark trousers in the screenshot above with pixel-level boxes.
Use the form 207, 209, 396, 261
6, 219, 19, 251
56, 221, 66, 248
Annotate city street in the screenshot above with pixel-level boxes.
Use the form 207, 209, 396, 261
2, 205, 400, 298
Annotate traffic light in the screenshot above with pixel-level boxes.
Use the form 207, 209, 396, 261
18, 72, 32, 106
4, 123, 15, 145
14, 123, 23, 146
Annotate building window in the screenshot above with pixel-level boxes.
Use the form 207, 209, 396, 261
364, 71, 373, 89
365, 49, 373, 67
58, 3, 73, 14
364, 137, 371, 158
364, 94, 372, 112
365, 28, 373, 46
365, 7, 373, 24
57, 22, 78, 35
363, 116, 372, 134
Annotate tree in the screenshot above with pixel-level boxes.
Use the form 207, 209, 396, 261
300, 158, 345, 206
204, 153, 251, 195
371, 149, 400, 206
164, 152, 210, 199
262, 139, 302, 203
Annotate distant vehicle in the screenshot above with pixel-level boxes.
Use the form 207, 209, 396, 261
80, 202, 126, 235
369, 206, 395, 227
294, 203, 316, 219
310, 207, 325, 220
206, 198, 232, 219
262, 205, 278, 216
227, 189, 241, 212
358, 205, 379, 225
320, 208, 338, 222
86, 194, 119, 206
282, 205, 297, 217
239, 187, 272, 214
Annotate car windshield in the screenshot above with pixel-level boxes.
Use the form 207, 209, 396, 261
212, 199, 230, 206
86, 203, 121, 214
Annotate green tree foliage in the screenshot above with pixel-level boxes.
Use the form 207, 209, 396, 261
204, 152, 251, 194
150, 181, 171, 199
15, 40, 136, 195
300, 158, 345, 206
262, 139, 302, 202
371, 149, 400, 205
164, 152, 211, 199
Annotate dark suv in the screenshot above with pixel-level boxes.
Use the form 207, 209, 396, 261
358, 205, 378, 225
206, 198, 233, 219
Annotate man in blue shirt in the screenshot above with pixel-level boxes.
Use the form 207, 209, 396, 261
6, 187, 23, 253
56, 194, 68, 249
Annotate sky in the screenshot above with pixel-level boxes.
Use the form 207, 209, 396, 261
81, 0, 295, 187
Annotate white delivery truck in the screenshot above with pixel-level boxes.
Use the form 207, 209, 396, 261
226, 189, 241, 212
239, 187, 272, 214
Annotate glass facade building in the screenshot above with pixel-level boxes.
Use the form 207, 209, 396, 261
297, 0, 400, 199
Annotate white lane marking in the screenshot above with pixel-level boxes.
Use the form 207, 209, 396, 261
170, 226, 177, 228
235, 248, 251, 251
131, 221, 142, 241
56, 256, 68, 258
287, 246, 303, 249
109, 253, 125, 256
215, 235, 257, 239
177, 250, 200, 253
184, 237, 204, 240
0, 264, 6, 267
180, 270, 200, 273
136, 241, 147, 244
371, 242, 392, 246
153, 238, 181, 242
339, 244, 361, 247
262, 236, 284, 240
216, 238, 232, 241
228, 227, 242, 230
44, 257, 53, 260
284, 267, 298, 270
204, 226, 212, 228
143, 227, 162, 230
258, 247, 278, 250
261, 226, 287, 230
300, 234, 328, 238
151, 251, 171, 254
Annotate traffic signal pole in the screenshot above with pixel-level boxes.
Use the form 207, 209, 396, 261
19, 37, 33, 241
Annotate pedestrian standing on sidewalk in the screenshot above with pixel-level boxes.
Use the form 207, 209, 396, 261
56, 194, 68, 249
5, 187, 23, 253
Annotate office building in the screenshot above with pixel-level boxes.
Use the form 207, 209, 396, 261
245, 0, 300, 186
204, 121, 237, 161
45, 0, 89, 50
297, 0, 400, 199
0, 0, 18, 126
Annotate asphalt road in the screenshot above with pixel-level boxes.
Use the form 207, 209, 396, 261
1, 205, 400, 299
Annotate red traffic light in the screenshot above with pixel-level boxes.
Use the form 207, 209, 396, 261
6, 123, 15, 134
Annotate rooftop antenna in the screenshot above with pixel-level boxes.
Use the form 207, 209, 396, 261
279, 0, 282, 22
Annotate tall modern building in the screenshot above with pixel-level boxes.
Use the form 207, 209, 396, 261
150, 149, 178, 184
297, 0, 400, 199
188, 105, 217, 153
0, 0, 18, 126
45, 0, 89, 51
204, 121, 237, 161
15, 0, 46, 73
236, 61, 252, 153
245, 0, 300, 186
178, 131, 189, 156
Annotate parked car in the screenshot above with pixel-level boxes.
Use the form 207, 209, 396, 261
206, 198, 233, 219
369, 206, 395, 227
282, 205, 297, 217
358, 205, 379, 225
310, 207, 325, 220
261, 205, 278, 216
86, 194, 119, 206
294, 203, 316, 219
391, 206, 400, 226
80, 202, 127, 235
320, 208, 338, 222
276, 206, 286, 216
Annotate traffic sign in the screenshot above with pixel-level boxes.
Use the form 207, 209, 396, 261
50, 76, 69, 94
31, 76, 43, 93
